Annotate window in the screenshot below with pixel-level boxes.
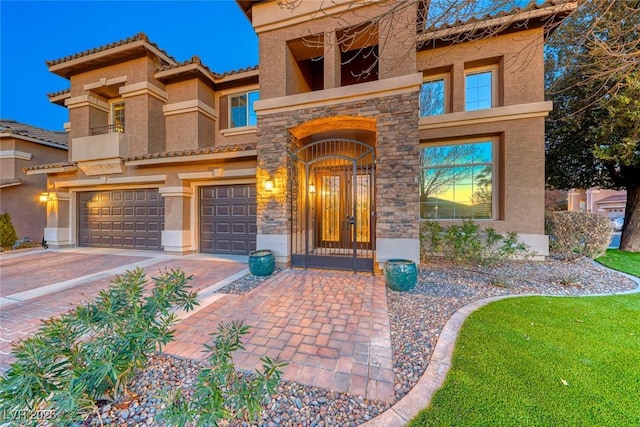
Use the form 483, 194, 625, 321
465, 70, 493, 111
420, 140, 495, 220
419, 78, 446, 116
112, 101, 125, 132
229, 91, 259, 128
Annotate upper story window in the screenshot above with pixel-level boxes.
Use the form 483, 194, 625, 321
112, 101, 125, 133
419, 139, 496, 220
230, 90, 259, 128
420, 76, 447, 117
465, 69, 494, 111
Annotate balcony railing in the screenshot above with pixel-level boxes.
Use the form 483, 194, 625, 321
90, 123, 125, 136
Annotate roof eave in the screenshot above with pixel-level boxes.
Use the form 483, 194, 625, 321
48, 39, 177, 78
417, 1, 579, 45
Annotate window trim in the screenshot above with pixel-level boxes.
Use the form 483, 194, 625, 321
464, 65, 498, 111
228, 90, 259, 129
420, 72, 450, 117
419, 136, 499, 221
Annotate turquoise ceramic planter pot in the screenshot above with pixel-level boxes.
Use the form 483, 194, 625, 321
384, 259, 417, 292
248, 249, 275, 276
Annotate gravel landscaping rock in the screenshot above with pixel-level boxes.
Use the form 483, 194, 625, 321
87, 257, 637, 426
217, 268, 283, 295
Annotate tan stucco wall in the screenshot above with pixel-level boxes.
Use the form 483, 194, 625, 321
256, 1, 417, 99
417, 28, 545, 110
0, 138, 67, 239
69, 56, 165, 97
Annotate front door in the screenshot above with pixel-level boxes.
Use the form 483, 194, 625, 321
290, 138, 375, 272
317, 171, 371, 251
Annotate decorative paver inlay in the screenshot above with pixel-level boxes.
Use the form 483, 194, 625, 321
167, 269, 395, 403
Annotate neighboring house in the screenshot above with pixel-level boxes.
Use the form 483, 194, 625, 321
27, 1, 576, 271
0, 119, 68, 240
567, 188, 627, 219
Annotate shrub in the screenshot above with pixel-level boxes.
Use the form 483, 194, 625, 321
421, 219, 530, 266
0, 268, 198, 425
161, 320, 287, 426
545, 211, 612, 260
0, 212, 18, 248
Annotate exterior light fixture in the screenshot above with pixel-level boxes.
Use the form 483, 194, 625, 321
39, 192, 49, 203
264, 180, 274, 191
309, 183, 316, 194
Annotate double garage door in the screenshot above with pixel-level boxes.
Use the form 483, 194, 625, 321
78, 189, 164, 250
78, 185, 256, 254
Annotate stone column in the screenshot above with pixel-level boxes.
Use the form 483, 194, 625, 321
255, 116, 292, 264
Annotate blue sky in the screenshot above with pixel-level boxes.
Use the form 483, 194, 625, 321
0, 1, 258, 131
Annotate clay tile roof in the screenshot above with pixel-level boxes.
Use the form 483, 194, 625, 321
24, 162, 76, 172
47, 88, 71, 98
126, 143, 257, 162
219, 65, 259, 77
157, 55, 222, 77
0, 119, 68, 148
157, 59, 258, 80
421, 0, 575, 35
45, 32, 177, 67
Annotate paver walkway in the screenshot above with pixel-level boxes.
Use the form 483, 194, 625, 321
167, 269, 396, 403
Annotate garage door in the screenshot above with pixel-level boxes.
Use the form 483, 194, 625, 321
78, 189, 164, 250
200, 184, 256, 255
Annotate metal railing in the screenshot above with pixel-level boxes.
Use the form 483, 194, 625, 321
90, 123, 125, 135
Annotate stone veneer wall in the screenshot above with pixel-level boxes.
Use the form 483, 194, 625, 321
256, 90, 420, 254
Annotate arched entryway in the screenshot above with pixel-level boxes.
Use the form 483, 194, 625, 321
290, 137, 375, 272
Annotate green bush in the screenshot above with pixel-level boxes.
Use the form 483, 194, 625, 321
421, 219, 530, 266
161, 320, 287, 426
545, 211, 612, 260
0, 268, 198, 425
0, 212, 18, 248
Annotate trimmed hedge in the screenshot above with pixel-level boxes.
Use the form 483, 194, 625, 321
545, 211, 612, 260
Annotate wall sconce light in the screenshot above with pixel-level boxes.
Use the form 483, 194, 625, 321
264, 180, 274, 191
39, 192, 50, 203
308, 183, 316, 194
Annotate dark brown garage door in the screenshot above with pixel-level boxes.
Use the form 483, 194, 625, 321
200, 184, 256, 255
78, 189, 164, 250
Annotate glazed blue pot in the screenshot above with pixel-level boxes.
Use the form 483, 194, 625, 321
384, 259, 417, 292
248, 249, 275, 276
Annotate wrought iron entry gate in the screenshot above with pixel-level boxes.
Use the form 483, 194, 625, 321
290, 139, 375, 271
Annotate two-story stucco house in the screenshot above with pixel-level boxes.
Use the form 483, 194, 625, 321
27, 0, 577, 271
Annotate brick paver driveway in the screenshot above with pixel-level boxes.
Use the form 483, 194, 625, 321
1, 248, 395, 403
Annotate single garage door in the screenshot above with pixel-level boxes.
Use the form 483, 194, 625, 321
78, 189, 164, 250
200, 184, 256, 255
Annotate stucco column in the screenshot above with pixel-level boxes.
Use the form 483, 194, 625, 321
44, 191, 71, 247
159, 186, 193, 254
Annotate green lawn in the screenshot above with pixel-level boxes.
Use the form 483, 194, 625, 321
408, 294, 640, 426
596, 249, 640, 277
